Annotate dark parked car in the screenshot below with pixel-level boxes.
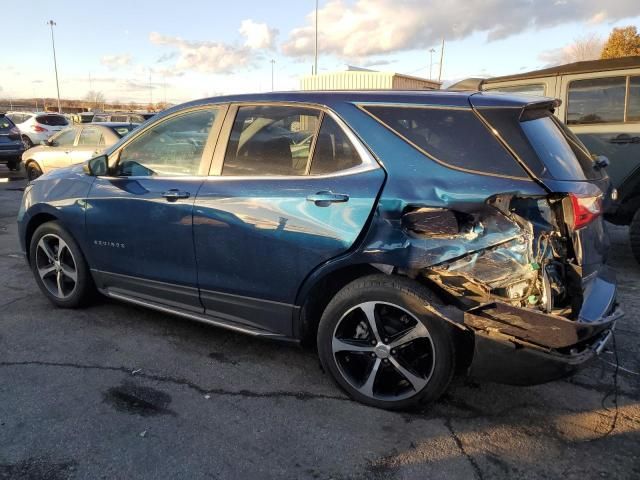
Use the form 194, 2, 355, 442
17, 91, 621, 409
0, 113, 24, 171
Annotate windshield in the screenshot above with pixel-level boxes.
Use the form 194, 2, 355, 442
520, 115, 601, 181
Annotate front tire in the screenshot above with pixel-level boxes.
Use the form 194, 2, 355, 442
630, 209, 640, 265
317, 274, 455, 410
29, 221, 95, 308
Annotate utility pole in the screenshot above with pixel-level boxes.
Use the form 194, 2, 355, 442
438, 37, 445, 84
270, 59, 276, 91
429, 48, 436, 80
47, 20, 62, 113
314, 0, 319, 75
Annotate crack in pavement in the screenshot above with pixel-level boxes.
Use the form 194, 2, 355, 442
0, 360, 349, 402
444, 417, 484, 480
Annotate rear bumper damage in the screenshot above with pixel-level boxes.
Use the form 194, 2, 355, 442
463, 267, 622, 385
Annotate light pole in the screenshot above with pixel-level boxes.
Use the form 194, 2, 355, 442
429, 48, 436, 80
438, 37, 445, 84
314, 0, 319, 75
270, 59, 276, 91
47, 20, 62, 113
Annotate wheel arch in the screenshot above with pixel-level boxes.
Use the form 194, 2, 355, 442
295, 263, 476, 373
24, 212, 59, 264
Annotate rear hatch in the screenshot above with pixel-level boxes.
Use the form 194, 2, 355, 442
36, 114, 68, 134
470, 94, 610, 275
0, 115, 22, 151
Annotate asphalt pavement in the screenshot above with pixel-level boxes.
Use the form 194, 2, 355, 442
0, 165, 639, 479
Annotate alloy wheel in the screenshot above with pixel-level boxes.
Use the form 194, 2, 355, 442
35, 234, 78, 299
332, 301, 436, 401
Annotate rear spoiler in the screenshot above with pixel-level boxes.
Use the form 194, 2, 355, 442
468, 93, 561, 120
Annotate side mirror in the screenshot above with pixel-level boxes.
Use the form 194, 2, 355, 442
83, 155, 108, 176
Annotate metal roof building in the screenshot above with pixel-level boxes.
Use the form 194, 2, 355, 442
300, 67, 440, 91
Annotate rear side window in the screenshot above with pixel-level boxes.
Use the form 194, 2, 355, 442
36, 114, 68, 126
567, 77, 626, 124
78, 127, 102, 146
222, 105, 321, 176
363, 106, 527, 178
309, 116, 361, 175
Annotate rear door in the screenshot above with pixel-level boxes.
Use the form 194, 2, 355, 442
193, 104, 385, 335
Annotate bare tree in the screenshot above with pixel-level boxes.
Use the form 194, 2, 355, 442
561, 33, 603, 63
84, 90, 106, 109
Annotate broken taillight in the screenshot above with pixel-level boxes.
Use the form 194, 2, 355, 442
567, 193, 602, 230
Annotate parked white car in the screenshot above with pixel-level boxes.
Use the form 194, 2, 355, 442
6, 112, 69, 149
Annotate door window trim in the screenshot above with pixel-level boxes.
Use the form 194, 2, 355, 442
208, 101, 380, 180
102, 104, 229, 179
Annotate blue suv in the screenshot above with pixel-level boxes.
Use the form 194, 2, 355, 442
17, 91, 622, 409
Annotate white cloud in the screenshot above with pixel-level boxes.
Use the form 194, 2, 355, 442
149, 31, 253, 74
239, 19, 278, 50
282, 0, 639, 58
100, 54, 133, 69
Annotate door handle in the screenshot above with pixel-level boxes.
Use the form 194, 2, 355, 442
306, 191, 349, 207
162, 189, 191, 202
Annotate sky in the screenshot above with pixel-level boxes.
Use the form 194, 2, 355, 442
2, 0, 639, 105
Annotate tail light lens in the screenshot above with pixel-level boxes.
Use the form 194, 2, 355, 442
31, 125, 46, 133
567, 193, 602, 230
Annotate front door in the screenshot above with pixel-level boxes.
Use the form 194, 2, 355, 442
85, 106, 225, 311
193, 104, 385, 334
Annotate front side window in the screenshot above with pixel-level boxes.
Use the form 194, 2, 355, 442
309, 116, 361, 175
567, 77, 626, 125
363, 106, 526, 178
486, 84, 546, 96
78, 127, 102, 146
51, 128, 77, 147
222, 105, 321, 176
117, 108, 218, 177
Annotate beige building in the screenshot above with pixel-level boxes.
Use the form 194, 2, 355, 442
300, 67, 440, 91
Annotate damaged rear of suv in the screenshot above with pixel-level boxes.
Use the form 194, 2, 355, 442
314, 91, 621, 409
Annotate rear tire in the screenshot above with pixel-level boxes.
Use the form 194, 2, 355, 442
317, 274, 455, 410
22, 135, 33, 149
630, 209, 640, 265
26, 162, 43, 181
29, 221, 95, 308
6, 159, 18, 171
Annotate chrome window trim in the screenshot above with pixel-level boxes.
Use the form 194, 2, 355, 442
357, 103, 533, 182
206, 102, 380, 181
